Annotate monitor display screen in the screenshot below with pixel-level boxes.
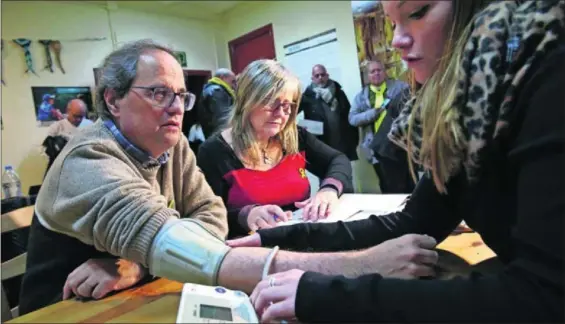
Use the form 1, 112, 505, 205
200, 304, 233, 321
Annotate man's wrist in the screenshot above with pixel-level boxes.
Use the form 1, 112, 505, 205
334, 250, 367, 278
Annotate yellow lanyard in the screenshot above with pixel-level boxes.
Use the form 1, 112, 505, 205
370, 83, 387, 133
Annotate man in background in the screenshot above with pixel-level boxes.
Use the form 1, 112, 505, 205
46, 99, 88, 139
349, 60, 414, 193
197, 68, 236, 138
299, 64, 359, 161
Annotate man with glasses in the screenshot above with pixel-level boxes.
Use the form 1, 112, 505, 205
19, 40, 227, 314
298, 64, 359, 162
20, 41, 439, 314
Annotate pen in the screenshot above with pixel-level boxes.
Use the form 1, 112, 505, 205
398, 195, 411, 208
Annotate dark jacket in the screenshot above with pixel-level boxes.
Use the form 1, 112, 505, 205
42, 135, 68, 178
299, 81, 359, 161
197, 82, 234, 138
257, 42, 565, 323
349, 80, 410, 163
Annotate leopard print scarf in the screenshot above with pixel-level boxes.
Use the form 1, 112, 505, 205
388, 0, 565, 184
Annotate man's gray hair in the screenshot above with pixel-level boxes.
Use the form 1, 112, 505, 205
214, 68, 234, 78
95, 39, 176, 120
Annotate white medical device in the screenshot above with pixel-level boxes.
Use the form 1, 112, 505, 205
176, 283, 259, 323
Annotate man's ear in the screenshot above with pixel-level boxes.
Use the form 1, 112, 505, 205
104, 88, 121, 118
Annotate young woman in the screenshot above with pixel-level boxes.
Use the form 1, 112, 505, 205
197, 59, 353, 238
232, 1, 565, 322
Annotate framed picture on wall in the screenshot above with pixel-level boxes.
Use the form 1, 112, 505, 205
30, 86, 95, 127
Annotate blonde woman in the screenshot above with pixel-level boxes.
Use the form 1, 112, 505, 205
197, 59, 353, 238
232, 1, 565, 322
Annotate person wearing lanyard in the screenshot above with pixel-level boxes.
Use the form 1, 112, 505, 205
349, 60, 413, 193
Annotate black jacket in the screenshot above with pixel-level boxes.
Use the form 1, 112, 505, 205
197, 82, 234, 138
257, 42, 565, 322
299, 81, 359, 161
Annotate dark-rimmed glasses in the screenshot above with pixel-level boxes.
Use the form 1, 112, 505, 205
263, 99, 296, 115
131, 86, 196, 111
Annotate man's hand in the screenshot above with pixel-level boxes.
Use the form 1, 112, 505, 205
295, 188, 339, 221
363, 234, 439, 278
63, 258, 147, 300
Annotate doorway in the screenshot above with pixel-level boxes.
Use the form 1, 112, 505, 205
229, 24, 277, 74
183, 69, 211, 133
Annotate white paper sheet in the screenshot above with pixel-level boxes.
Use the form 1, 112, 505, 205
276, 194, 410, 226
297, 119, 324, 135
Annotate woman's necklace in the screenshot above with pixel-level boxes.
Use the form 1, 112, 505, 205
261, 140, 272, 165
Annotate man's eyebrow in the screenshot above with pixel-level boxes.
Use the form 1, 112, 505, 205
145, 83, 186, 92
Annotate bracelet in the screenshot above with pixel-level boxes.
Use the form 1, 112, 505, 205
261, 246, 280, 280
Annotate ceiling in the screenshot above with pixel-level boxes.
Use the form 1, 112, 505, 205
76, 1, 246, 20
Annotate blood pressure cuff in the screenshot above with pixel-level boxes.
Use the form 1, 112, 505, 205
148, 218, 231, 285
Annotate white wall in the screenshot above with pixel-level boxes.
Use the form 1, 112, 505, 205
1, 0, 380, 194
219, 1, 380, 192
219, 1, 362, 100
109, 10, 219, 71
1, 1, 220, 194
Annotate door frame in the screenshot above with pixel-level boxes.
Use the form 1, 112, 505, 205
228, 23, 276, 73
183, 69, 211, 79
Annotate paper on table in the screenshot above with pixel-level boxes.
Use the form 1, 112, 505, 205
297, 119, 324, 135
277, 206, 364, 227
276, 194, 410, 227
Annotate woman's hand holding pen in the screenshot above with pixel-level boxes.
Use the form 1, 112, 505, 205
247, 205, 292, 231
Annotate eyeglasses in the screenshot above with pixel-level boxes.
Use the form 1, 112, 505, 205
263, 99, 296, 115
131, 86, 196, 111
313, 73, 328, 79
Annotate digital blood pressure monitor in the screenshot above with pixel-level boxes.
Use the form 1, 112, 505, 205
176, 283, 259, 323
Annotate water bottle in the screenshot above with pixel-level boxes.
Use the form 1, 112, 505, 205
2, 165, 23, 199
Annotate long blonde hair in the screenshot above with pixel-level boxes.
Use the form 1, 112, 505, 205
405, 0, 496, 193
229, 59, 302, 166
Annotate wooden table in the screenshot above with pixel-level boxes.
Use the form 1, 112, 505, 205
1, 205, 34, 233
8, 232, 495, 323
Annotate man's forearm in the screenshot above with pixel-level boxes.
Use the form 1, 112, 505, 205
217, 247, 370, 294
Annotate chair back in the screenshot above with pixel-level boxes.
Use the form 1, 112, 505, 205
1, 204, 34, 321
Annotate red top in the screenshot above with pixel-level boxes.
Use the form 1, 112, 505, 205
197, 127, 352, 238
224, 152, 310, 209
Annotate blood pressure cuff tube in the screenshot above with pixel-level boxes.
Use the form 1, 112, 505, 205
148, 218, 231, 285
